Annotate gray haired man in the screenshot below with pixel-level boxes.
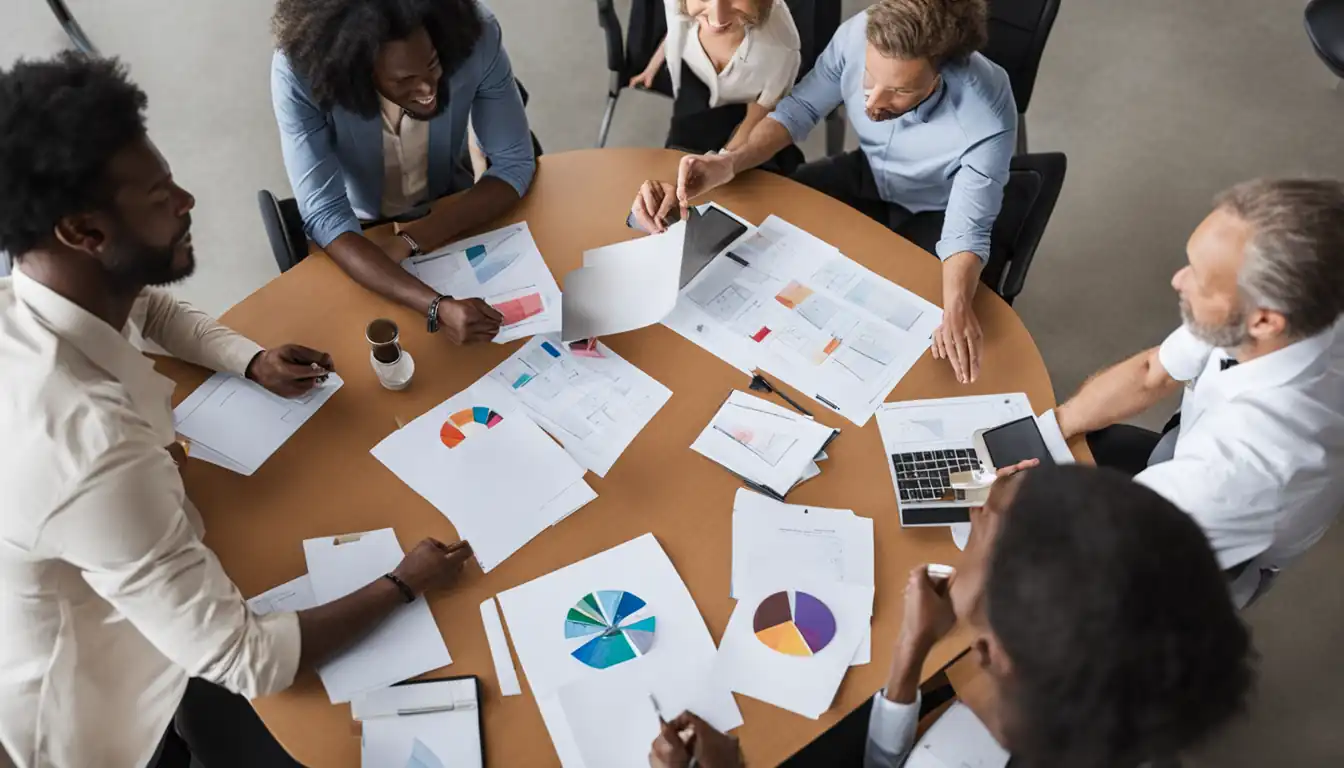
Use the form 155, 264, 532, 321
1039, 178, 1344, 607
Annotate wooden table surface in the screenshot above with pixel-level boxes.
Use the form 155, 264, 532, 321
159, 148, 1083, 767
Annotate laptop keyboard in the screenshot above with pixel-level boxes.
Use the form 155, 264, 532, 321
892, 448, 980, 504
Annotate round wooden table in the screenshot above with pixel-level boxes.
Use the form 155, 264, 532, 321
160, 148, 1081, 767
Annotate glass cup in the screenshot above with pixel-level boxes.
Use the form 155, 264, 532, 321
366, 318, 414, 390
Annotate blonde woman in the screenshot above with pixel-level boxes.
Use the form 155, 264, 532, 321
631, 0, 803, 166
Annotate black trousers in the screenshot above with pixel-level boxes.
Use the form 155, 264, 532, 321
666, 64, 805, 175
1085, 412, 1182, 477
788, 149, 946, 258
150, 679, 303, 768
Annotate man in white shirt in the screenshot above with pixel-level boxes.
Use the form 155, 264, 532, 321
0, 54, 475, 768
648, 466, 1254, 768
1043, 178, 1344, 607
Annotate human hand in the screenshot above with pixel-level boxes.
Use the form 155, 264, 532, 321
995, 458, 1039, 478
246, 345, 335, 397
676, 152, 734, 210
896, 565, 956, 657
632, 180, 679, 233
648, 713, 743, 768
390, 539, 474, 597
630, 67, 658, 89
931, 299, 983, 384
438, 297, 503, 345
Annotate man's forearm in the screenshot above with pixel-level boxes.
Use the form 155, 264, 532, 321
1055, 347, 1181, 439
402, 176, 520, 253
296, 577, 405, 668
325, 232, 440, 314
884, 640, 931, 704
725, 117, 793, 176
942, 251, 982, 307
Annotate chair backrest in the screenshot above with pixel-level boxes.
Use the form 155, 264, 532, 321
1305, 0, 1344, 78
983, 151, 1066, 304
982, 0, 1061, 115
256, 190, 308, 274
783, 0, 842, 81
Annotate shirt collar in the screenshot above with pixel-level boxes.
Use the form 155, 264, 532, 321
12, 267, 177, 437
911, 74, 947, 123
379, 94, 405, 135
1206, 328, 1335, 401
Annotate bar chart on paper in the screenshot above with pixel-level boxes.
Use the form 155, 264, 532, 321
440, 407, 504, 448
566, 590, 657, 669
752, 591, 837, 657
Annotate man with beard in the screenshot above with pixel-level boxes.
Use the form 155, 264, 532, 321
630, 0, 1015, 385
0, 55, 476, 767
1041, 178, 1344, 607
270, 0, 538, 345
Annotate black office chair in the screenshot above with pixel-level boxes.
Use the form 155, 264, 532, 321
1306, 0, 1344, 79
259, 82, 544, 273
982, 0, 1062, 154
981, 151, 1067, 304
593, 0, 845, 154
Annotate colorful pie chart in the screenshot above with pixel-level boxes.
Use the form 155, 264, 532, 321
752, 590, 836, 657
439, 406, 504, 448
565, 590, 656, 670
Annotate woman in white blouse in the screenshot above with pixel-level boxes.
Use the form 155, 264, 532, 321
631, 0, 802, 165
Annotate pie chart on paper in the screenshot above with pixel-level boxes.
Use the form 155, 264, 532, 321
753, 590, 836, 657
565, 590, 656, 669
439, 406, 504, 448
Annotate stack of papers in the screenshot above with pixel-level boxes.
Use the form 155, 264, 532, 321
730, 490, 875, 664
691, 390, 838, 499
497, 534, 741, 767
370, 378, 595, 572
174, 372, 343, 475
663, 213, 943, 425
403, 222, 560, 344
246, 529, 453, 704
486, 335, 672, 476
560, 222, 686, 343
355, 678, 484, 768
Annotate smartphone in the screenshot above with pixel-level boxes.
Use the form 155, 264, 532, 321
973, 416, 1056, 469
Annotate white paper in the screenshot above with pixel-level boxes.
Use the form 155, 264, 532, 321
487, 335, 672, 476
403, 222, 561, 344
370, 378, 592, 572
561, 223, 685, 342
690, 390, 836, 497
173, 372, 343, 475
497, 534, 740, 767
663, 214, 943, 424
730, 490, 875, 664
247, 574, 317, 616
361, 700, 482, 768
713, 577, 874, 719
905, 702, 1010, 768
302, 529, 452, 703
480, 597, 523, 696
351, 677, 479, 720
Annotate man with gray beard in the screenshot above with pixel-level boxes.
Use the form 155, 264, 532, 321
1038, 178, 1344, 608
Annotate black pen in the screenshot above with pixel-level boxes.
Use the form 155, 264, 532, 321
749, 373, 813, 418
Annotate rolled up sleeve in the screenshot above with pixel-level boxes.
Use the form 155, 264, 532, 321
270, 52, 362, 248
865, 691, 921, 768
47, 439, 301, 699
472, 18, 535, 198
136, 288, 261, 376
1157, 324, 1214, 382
767, 28, 846, 143
936, 126, 1014, 263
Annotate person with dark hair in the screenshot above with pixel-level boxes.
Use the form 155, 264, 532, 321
630, 0, 1015, 386
0, 54, 476, 768
271, 0, 537, 345
649, 465, 1255, 768
1042, 178, 1344, 607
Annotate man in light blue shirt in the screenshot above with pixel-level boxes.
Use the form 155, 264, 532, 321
271, 0, 535, 345
631, 0, 1015, 383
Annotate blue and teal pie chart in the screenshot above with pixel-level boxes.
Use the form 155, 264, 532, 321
565, 590, 656, 669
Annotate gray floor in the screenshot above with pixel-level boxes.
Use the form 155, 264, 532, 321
5, 0, 1344, 764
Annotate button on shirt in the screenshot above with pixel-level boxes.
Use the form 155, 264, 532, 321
1137, 325, 1344, 583
0, 270, 302, 768
379, 94, 431, 218
665, 0, 802, 108
768, 11, 1016, 262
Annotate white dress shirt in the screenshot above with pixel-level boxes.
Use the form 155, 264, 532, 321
379, 94, 430, 217
864, 691, 1008, 767
0, 269, 302, 768
665, 0, 801, 108
1047, 323, 1344, 606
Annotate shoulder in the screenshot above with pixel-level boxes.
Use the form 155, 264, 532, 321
470, 1, 504, 53
759, 0, 801, 50
942, 53, 1015, 135
270, 50, 318, 106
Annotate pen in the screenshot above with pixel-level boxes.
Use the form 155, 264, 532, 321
749, 373, 814, 418
395, 701, 476, 716
650, 694, 698, 767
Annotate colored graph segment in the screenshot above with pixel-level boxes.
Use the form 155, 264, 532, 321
566, 590, 656, 669
492, 292, 545, 326
775, 281, 815, 310
752, 590, 837, 657
406, 738, 445, 768
465, 242, 522, 284
439, 406, 504, 448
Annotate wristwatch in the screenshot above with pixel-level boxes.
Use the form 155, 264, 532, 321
427, 294, 449, 333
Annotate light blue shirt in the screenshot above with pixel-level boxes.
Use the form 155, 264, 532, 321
270, 3, 535, 248
769, 12, 1016, 262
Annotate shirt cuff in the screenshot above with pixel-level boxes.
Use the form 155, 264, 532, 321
1035, 409, 1076, 464
935, 235, 990, 264
310, 215, 363, 250
766, 111, 811, 146
219, 337, 265, 378
482, 160, 534, 200
868, 690, 921, 759
253, 609, 303, 697
1157, 325, 1214, 382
